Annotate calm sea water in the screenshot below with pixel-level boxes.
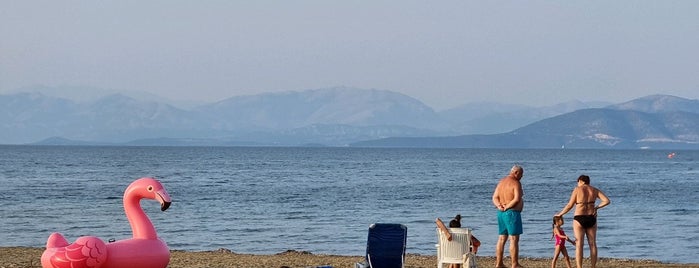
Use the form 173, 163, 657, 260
1, 146, 697, 264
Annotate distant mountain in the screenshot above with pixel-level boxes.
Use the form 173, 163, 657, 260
606, 94, 699, 114
2, 87, 696, 149
31, 137, 111, 146
351, 95, 699, 149
439, 100, 611, 134
0, 92, 81, 144
195, 87, 449, 131
9, 85, 125, 102
0, 92, 215, 144
512, 108, 698, 148
9, 84, 205, 108
0, 87, 454, 146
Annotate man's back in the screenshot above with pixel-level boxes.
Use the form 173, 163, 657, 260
492, 166, 524, 211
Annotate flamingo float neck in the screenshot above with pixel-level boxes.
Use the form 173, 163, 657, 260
124, 193, 158, 239
122, 178, 171, 240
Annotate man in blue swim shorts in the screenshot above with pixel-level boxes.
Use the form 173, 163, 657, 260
498, 209, 523, 236
492, 165, 524, 268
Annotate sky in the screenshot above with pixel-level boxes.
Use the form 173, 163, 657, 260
1, 1, 699, 110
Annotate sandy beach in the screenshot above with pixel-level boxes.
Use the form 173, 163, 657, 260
3, 247, 697, 268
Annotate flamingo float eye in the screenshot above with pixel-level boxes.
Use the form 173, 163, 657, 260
147, 185, 154, 192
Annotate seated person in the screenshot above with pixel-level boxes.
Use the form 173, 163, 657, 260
448, 214, 481, 254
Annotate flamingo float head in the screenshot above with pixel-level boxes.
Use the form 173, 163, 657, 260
124, 177, 172, 211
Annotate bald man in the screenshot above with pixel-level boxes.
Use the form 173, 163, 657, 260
492, 165, 524, 268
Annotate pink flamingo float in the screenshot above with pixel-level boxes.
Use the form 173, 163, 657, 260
41, 177, 172, 268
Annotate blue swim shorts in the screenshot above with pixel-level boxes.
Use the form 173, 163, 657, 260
497, 210, 523, 235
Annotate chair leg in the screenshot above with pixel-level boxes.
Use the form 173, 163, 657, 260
462, 253, 476, 268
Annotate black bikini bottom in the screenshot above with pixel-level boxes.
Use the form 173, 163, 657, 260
574, 215, 597, 229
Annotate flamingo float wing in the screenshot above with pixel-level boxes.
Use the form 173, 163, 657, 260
42, 236, 107, 268
46, 233, 70, 248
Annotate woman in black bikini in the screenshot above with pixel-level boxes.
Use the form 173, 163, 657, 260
555, 175, 610, 268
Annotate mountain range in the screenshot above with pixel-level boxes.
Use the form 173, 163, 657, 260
1, 86, 697, 149
352, 95, 699, 149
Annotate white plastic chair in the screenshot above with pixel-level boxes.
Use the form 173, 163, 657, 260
436, 227, 477, 268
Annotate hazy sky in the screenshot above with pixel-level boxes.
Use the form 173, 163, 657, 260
2, 1, 698, 109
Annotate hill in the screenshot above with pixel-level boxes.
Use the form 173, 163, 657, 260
350, 97, 699, 149
438, 99, 610, 134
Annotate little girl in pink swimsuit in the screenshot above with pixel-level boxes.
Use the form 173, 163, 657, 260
552, 216, 576, 268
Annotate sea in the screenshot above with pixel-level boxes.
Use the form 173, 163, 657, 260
1, 146, 697, 264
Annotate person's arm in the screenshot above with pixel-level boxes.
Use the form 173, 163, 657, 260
554, 227, 574, 243
556, 189, 577, 216
594, 188, 611, 215
471, 235, 480, 247
503, 182, 522, 210
471, 235, 481, 253
492, 184, 504, 210
553, 227, 563, 238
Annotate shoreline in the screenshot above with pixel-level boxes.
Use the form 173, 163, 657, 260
4, 247, 698, 268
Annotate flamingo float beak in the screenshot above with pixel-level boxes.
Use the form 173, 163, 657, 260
156, 190, 172, 211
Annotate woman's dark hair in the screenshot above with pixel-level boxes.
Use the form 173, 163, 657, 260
578, 175, 590, 185
449, 214, 462, 228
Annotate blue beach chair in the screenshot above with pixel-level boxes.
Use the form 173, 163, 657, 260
355, 223, 408, 268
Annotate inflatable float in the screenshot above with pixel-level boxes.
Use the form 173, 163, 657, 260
41, 177, 172, 268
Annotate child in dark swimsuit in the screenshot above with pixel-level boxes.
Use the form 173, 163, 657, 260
551, 216, 575, 268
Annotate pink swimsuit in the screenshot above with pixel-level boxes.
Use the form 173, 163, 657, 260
554, 228, 567, 246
